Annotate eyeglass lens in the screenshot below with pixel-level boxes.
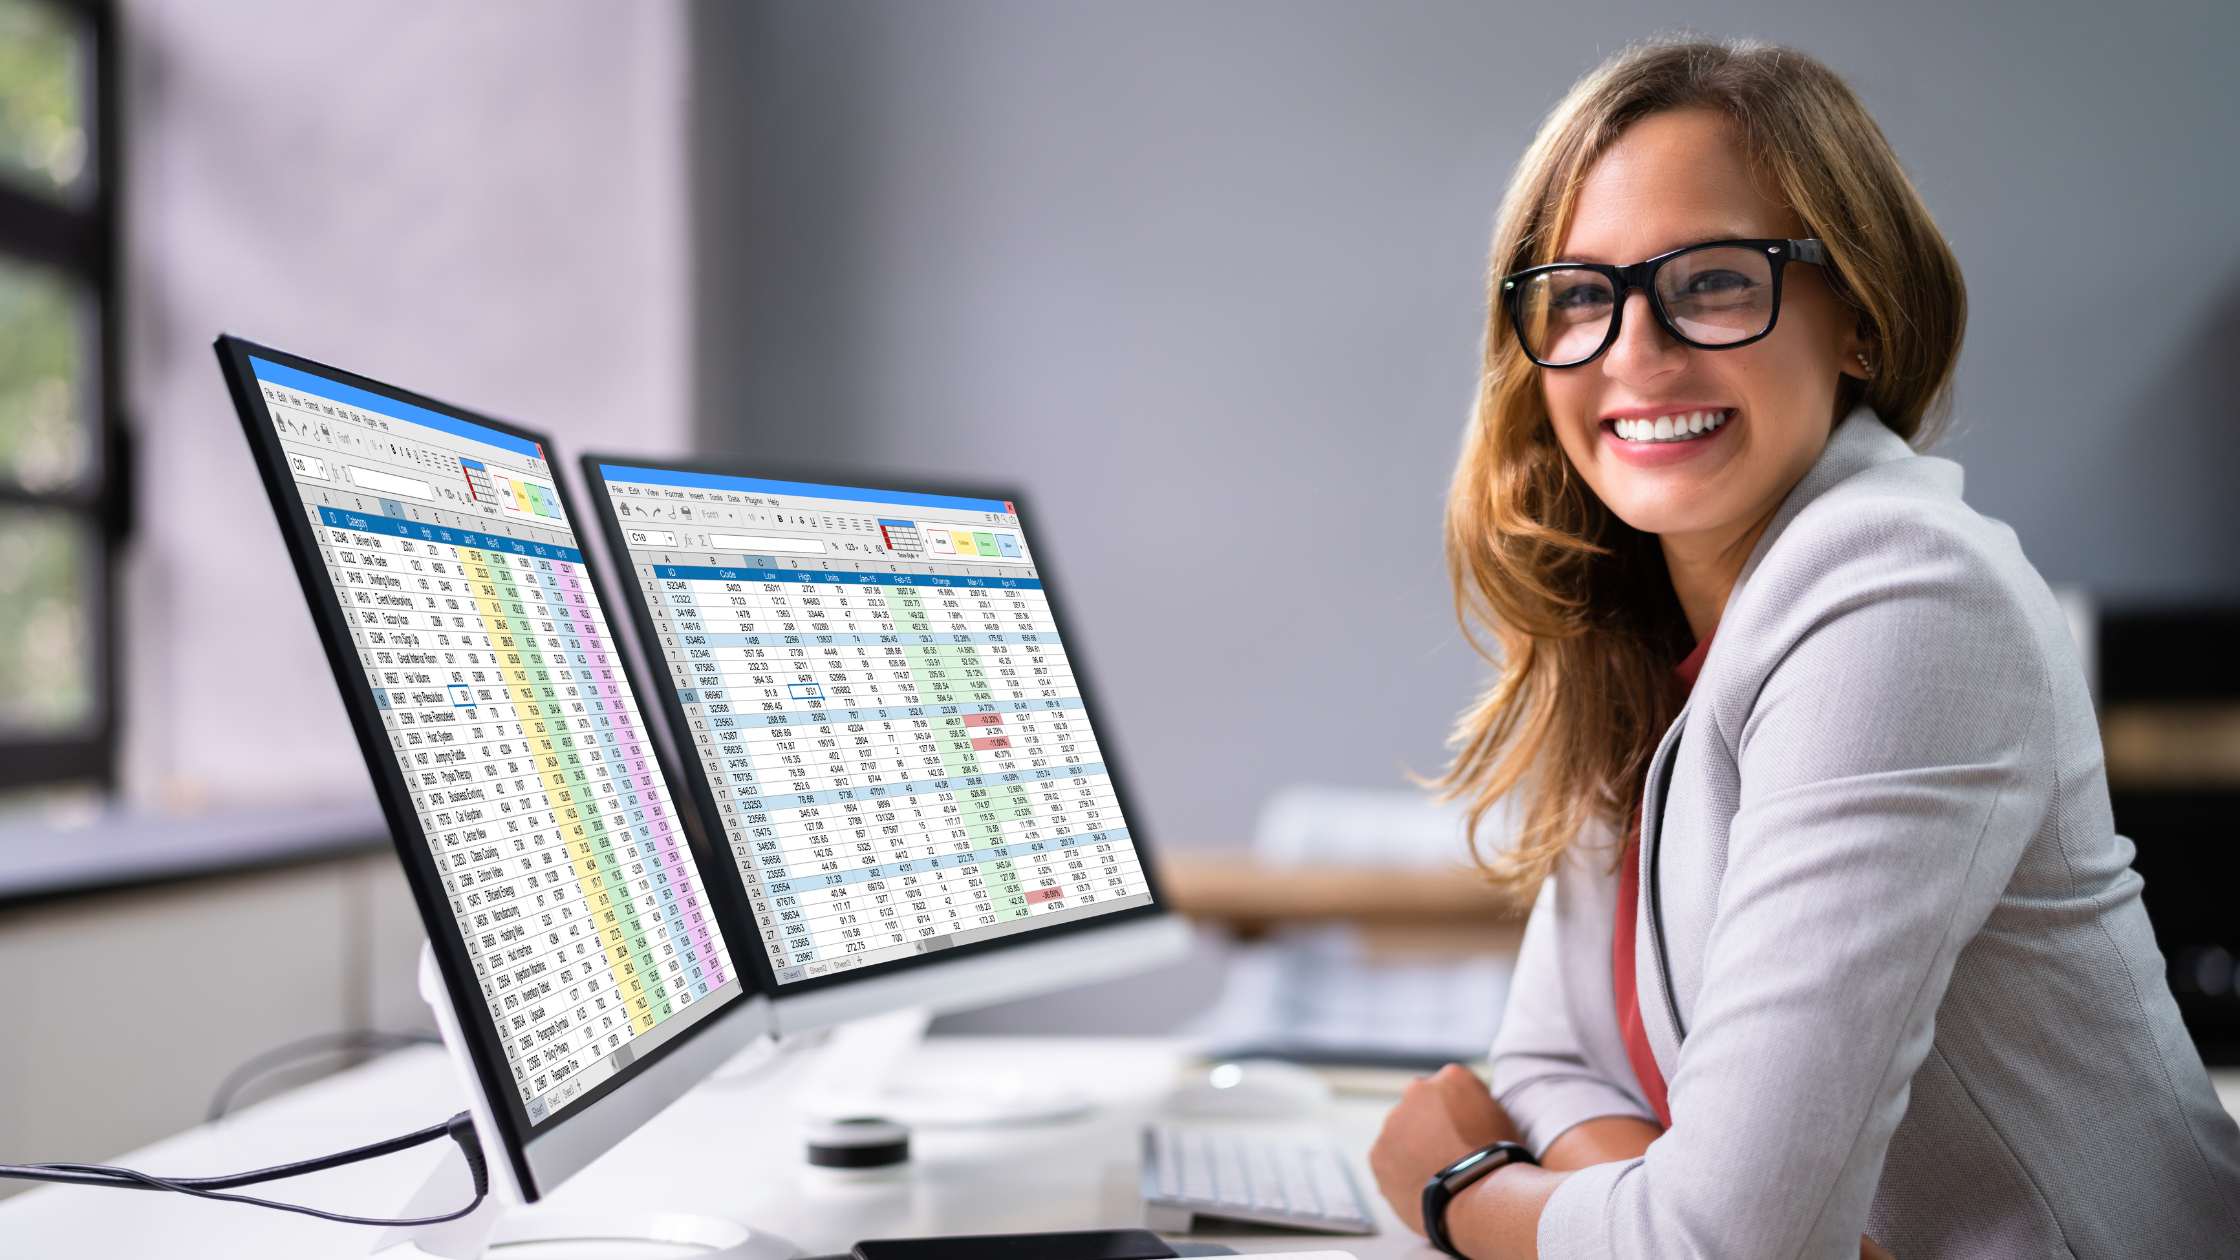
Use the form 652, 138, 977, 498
1514, 245, 1779, 366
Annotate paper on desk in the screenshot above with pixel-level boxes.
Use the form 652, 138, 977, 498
1227, 1253, 1358, 1259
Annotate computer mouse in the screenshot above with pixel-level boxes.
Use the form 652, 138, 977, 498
1161, 1058, 1332, 1116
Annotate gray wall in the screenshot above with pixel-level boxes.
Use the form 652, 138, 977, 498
120, 0, 693, 812
692, 2, 2240, 847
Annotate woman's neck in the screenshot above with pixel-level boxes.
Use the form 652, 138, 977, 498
1660, 501, 1781, 642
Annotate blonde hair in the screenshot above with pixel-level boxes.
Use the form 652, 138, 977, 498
1440, 36, 1966, 892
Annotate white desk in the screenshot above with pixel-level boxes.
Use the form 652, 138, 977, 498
10, 1036, 2235, 1260
0, 1036, 1435, 1258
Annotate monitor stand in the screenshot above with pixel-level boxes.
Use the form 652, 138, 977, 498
371, 945, 800, 1260
796, 1005, 1094, 1128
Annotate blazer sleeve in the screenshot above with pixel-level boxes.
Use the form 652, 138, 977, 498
1537, 501, 2054, 1260
1491, 848, 1659, 1156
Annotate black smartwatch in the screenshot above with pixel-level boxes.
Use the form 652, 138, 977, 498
1421, 1141, 1538, 1257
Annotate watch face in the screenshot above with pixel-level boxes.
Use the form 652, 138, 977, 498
1443, 1141, 1533, 1189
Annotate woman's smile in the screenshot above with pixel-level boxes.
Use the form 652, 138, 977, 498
1599, 407, 1737, 466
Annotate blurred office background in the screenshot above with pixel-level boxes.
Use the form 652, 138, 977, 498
2, 0, 2237, 1188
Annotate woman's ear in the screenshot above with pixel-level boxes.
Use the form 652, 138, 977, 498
1839, 318, 1878, 381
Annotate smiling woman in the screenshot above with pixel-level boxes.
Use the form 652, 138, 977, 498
1369, 34, 2240, 1260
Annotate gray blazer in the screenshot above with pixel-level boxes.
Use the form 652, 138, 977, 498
1489, 410, 2240, 1258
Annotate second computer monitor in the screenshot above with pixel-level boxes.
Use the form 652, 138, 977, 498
580, 457, 1187, 1031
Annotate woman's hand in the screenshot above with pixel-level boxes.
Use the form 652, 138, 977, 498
1367, 1063, 1521, 1235
1370, 1077, 1895, 1259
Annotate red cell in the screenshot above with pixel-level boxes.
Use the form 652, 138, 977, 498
1025, 887, 1065, 904
970, 736, 1012, 751
963, 713, 1005, 727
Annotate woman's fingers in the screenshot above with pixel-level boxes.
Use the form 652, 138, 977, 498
1368, 1073, 1476, 1233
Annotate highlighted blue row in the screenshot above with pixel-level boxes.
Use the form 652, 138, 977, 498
690, 695, 1087, 732
318, 505, 583, 564
760, 826, 1134, 899
650, 565, 1041, 590
597, 464, 1010, 514
720, 759, 1111, 815
676, 630, 1062, 649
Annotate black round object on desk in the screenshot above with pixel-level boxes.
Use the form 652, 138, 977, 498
804, 1117, 910, 1168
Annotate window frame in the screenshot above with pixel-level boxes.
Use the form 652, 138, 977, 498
0, 0, 125, 790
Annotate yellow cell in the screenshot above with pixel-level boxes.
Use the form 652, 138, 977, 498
950, 530, 979, 555
604, 940, 638, 979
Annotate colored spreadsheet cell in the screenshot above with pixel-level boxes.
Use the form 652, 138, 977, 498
258, 372, 737, 1129
594, 464, 1144, 986
625, 552, 1153, 985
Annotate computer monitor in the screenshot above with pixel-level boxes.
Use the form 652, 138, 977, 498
213, 337, 774, 1211
577, 456, 1190, 1033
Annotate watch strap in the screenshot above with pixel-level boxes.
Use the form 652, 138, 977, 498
1421, 1141, 1537, 1258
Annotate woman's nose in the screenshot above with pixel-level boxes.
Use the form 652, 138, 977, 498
1602, 290, 1688, 383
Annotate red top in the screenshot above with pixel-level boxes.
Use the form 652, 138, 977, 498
1613, 629, 1715, 1130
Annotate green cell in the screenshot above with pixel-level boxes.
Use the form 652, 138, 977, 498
983, 856, 1022, 891
492, 559, 668, 1008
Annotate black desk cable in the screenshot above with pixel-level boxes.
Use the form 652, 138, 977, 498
0, 1109, 488, 1226
206, 1029, 442, 1121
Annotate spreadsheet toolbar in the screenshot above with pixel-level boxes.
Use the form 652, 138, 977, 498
253, 362, 740, 1125
596, 466, 1153, 986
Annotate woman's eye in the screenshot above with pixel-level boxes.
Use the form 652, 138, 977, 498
1550, 283, 1613, 312
1679, 269, 1756, 296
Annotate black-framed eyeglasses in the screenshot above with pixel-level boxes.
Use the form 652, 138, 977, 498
1500, 238, 1828, 369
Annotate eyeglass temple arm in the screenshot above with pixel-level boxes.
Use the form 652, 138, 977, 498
1788, 239, 1828, 266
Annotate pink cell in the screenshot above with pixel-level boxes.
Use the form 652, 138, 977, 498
971, 735, 1012, 751
963, 713, 1005, 727
1025, 887, 1065, 904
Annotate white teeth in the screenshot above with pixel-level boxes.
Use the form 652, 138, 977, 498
1614, 410, 1729, 443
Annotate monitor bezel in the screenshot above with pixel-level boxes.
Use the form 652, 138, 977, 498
577, 452, 1176, 1005
214, 336, 768, 1199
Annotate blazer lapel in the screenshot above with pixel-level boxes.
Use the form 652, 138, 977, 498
1637, 701, 1692, 1071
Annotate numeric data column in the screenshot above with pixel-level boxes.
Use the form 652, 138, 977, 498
458, 545, 621, 1094
480, 551, 655, 1052
550, 560, 728, 1002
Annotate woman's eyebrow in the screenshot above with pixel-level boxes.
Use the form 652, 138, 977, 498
1547, 233, 1768, 266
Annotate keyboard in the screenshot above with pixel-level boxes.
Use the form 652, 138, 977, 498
1141, 1126, 1377, 1236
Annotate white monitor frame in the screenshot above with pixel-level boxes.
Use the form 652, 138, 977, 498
768, 912, 1191, 1033
217, 337, 785, 1208
578, 454, 1193, 1042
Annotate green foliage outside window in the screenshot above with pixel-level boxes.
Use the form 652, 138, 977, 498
0, 506, 89, 732
0, 257, 85, 492
0, 0, 87, 199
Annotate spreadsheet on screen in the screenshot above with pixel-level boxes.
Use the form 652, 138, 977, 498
250, 359, 740, 1125
595, 465, 1153, 986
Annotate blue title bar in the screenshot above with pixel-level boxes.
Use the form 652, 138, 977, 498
596, 464, 1010, 515
253, 358, 545, 460
317, 506, 584, 564
649, 564, 1041, 590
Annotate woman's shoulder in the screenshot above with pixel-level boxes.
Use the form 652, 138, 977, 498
1719, 445, 2069, 692
1747, 447, 2042, 617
